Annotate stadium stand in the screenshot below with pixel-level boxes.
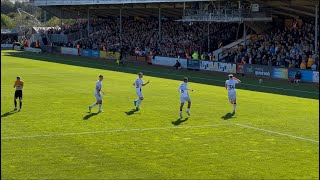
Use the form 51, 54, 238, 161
74, 18, 238, 58
223, 20, 318, 69
29, 0, 319, 69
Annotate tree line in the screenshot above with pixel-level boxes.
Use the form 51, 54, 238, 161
1, 0, 75, 29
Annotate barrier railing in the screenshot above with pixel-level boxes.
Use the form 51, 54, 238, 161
36, 46, 319, 83
217, 25, 276, 61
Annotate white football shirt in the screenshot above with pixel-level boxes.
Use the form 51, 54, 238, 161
134, 78, 143, 89
179, 82, 189, 97
95, 80, 102, 95
225, 79, 239, 91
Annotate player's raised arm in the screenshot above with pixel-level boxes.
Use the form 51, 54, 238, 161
233, 77, 241, 83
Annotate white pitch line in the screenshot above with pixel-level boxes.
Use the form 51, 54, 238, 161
1, 123, 231, 140
235, 123, 319, 143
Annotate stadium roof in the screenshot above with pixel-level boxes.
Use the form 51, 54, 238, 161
32, 0, 209, 6
37, 2, 194, 19
33, 0, 318, 19
251, 0, 318, 18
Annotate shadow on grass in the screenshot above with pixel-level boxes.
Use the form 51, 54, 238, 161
221, 112, 236, 120
172, 117, 189, 126
125, 109, 139, 115
83, 112, 99, 120
4, 51, 319, 100
1, 110, 18, 118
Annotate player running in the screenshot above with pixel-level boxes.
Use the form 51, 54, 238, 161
13, 76, 24, 111
178, 77, 193, 118
225, 74, 241, 113
133, 72, 149, 111
89, 75, 105, 113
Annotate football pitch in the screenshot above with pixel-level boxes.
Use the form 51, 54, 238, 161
1, 50, 319, 179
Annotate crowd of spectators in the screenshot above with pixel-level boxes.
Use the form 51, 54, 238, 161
1, 35, 18, 44
33, 15, 319, 71
1, 38, 13, 44
75, 18, 238, 57
223, 20, 319, 70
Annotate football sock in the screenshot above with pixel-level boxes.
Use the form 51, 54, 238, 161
187, 108, 190, 112
98, 104, 102, 110
136, 99, 142, 107
90, 103, 97, 108
19, 101, 22, 109
233, 104, 236, 111
14, 100, 17, 107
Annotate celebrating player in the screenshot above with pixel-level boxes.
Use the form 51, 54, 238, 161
13, 76, 24, 111
89, 75, 105, 113
133, 72, 149, 111
178, 77, 193, 118
225, 74, 241, 113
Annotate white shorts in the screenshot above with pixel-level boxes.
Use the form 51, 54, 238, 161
180, 96, 191, 103
228, 90, 236, 102
136, 89, 143, 98
95, 94, 102, 101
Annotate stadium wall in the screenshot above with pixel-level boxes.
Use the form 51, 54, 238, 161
1, 44, 13, 50
35, 46, 319, 83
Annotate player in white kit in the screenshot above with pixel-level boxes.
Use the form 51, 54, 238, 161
225, 74, 241, 113
178, 77, 193, 118
133, 72, 150, 111
89, 75, 105, 113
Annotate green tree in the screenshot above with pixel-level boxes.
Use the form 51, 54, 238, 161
1, 14, 15, 29
45, 16, 61, 27
1, 0, 15, 15
7, 12, 17, 18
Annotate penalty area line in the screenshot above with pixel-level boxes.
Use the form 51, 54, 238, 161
235, 123, 319, 143
1, 123, 231, 140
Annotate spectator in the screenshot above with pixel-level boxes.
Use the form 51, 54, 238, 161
77, 43, 81, 56
185, 53, 190, 59
248, 55, 252, 64
192, 51, 199, 60
201, 52, 206, 60
291, 71, 302, 83
208, 52, 213, 61
24, 39, 29, 47
36, 40, 40, 48
311, 62, 317, 71
173, 60, 182, 70
307, 55, 315, 69
300, 60, 306, 69
241, 57, 246, 64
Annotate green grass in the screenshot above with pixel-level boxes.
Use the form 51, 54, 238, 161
1, 50, 319, 179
